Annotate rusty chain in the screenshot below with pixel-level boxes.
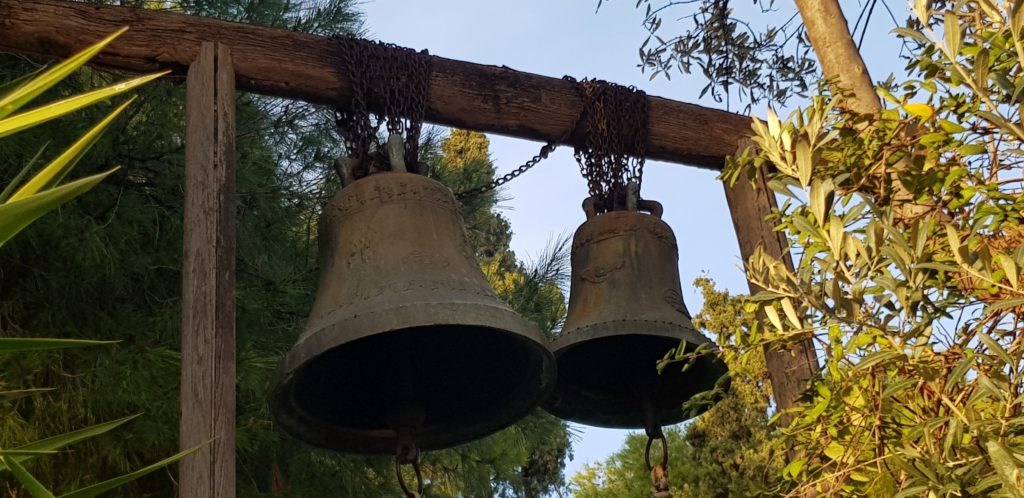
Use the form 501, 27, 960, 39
332, 35, 432, 177
569, 77, 649, 214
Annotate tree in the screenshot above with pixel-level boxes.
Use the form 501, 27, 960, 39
719, 1, 1024, 494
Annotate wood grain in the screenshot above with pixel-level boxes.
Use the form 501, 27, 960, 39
180, 42, 236, 498
0, 0, 752, 169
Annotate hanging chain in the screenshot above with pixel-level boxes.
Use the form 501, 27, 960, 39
645, 425, 672, 498
395, 437, 424, 498
454, 75, 585, 201
569, 76, 649, 214
454, 140, 558, 200
332, 35, 432, 177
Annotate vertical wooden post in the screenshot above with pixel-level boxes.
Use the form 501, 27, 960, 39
181, 42, 236, 498
723, 142, 820, 428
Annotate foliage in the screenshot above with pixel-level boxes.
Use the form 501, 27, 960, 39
599, 0, 818, 110
569, 277, 785, 497
717, 1, 1024, 495
0, 30, 198, 497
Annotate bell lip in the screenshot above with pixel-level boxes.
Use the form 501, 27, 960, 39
270, 301, 557, 454
549, 319, 718, 353
543, 321, 729, 429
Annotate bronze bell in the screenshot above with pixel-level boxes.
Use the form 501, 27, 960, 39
271, 172, 556, 454
543, 197, 728, 429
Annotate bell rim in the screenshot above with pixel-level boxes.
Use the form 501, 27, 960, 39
544, 321, 728, 429
550, 319, 718, 353
270, 301, 557, 454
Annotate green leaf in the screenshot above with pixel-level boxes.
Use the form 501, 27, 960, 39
0, 72, 165, 140
0, 28, 129, 120
939, 119, 967, 133
782, 457, 807, 479
974, 47, 990, 88
59, 444, 204, 498
781, 297, 801, 328
0, 415, 139, 471
0, 168, 118, 248
892, 27, 929, 44
960, 143, 988, 156
824, 441, 845, 460
796, 139, 812, 187
978, 333, 1014, 367
0, 337, 118, 353
944, 12, 961, 55
0, 450, 57, 457
0, 388, 56, 401
997, 253, 1019, 290
763, 305, 784, 332
0, 142, 49, 204
853, 351, 904, 372
0, 455, 56, 498
988, 297, 1024, 311
985, 440, 1024, 498
6, 99, 134, 203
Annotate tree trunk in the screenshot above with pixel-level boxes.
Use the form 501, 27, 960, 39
793, 0, 882, 115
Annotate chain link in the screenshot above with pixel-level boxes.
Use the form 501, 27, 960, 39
395, 438, 424, 498
567, 76, 649, 214
645, 426, 672, 498
332, 35, 432, 177
454, 140, 560, 200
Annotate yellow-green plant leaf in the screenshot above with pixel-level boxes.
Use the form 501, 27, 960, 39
0, 415, 138, 471
0, 450, 57, 457
0, 72, 165, 140
781, 297, 801, 328
0, 338, 117, 353
0, 388, 55, 401
59, 444, 205, 498
904, 103, 935, 119
0, 28, 129, 120
0, 454, 56, 498
996, 253, 1019, 290
0, 142, 49, 203
763, 305, 784, 332
985, 440, 1024, 498
0, 168, 117, 247
944, 11, 961, 54
7, 100, 133, 203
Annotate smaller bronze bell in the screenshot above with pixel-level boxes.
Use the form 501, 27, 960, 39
544, 198, 728, 429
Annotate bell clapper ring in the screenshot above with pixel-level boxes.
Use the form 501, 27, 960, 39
394, 428, 424, 498
389, 406, 426, 498
637, 387, 672, 498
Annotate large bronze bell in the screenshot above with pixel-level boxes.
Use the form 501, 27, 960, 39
271, 171, 556, 454
544, 197, 728, 429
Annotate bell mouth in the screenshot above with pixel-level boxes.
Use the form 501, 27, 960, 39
544, 322, 728, 429
271, 304, 556, 454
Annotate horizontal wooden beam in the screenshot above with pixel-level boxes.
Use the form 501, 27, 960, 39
0, 0, 753, 169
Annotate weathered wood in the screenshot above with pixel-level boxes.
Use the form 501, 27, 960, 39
180, 42, 236, 498
0, 0, 752, 169
723, 141, 820, 428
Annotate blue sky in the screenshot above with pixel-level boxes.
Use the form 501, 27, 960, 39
358, 0, 910, 485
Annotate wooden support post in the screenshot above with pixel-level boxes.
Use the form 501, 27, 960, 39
723, 142, 820, 428
180, 42, 236, 498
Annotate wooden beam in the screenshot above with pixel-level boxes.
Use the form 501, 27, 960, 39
723, 141, 820, 428
0, 0, 752, 169
180, 42, 236, 498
